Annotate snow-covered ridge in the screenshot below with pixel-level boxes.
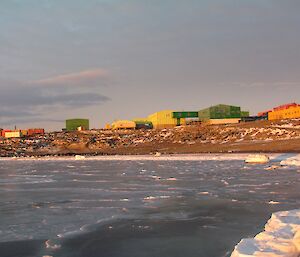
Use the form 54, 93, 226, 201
231, 209, 300, 257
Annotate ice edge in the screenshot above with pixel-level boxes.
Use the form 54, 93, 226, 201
231, 209, 300, 257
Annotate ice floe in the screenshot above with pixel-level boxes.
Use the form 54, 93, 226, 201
245, 154, 270, 164
74, 155, 85, 160
231, 209, 300, 257
280, 155, 300, 166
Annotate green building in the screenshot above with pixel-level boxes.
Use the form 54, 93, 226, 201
66, 119, 89, 131
241, 111, 250, 118
198, 104, 241, 121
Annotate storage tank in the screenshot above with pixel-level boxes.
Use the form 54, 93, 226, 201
66, 119, 89, 131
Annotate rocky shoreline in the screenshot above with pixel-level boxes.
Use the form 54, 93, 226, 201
1, 119, 300, 157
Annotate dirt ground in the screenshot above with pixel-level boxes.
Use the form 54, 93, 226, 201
1, 119, 300, 157
57, 119, 300, 155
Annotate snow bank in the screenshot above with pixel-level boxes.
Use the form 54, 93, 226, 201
231, 209, 300, 257
280, 155, 300, 166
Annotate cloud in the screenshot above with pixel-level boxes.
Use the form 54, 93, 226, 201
223, 81, 300, 89
0, 109, 38, 118
31, 68, 109, 87
0, 72, 111, 125
0, 116, 64, 126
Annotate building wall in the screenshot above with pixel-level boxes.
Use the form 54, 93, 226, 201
207, 118, 241, 125
147, 110, 185, 129
268, 106, 300, 121
5, 131, 22, 138
66, 119, 89, 131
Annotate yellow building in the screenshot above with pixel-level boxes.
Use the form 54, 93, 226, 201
111, 120, 136, 130
147, 110, 185, 129
5, 131, 22, 138
268, 106, 300, 121
132, 118, 149, 123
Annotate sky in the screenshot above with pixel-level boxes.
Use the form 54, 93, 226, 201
0, 0, 299, 131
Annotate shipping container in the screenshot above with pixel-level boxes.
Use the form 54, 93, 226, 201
66, 119, 89, 131
198, 104, 242, 120
147, 110, 185, 129
112, 120, 136, 130
28, 128, 45, 136
5, 131, 22, 138
268, 105, 300, 121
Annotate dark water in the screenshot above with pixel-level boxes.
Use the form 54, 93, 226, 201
0, 158, 299, 257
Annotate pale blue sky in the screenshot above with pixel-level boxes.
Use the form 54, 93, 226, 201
0, 0, 299, 130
